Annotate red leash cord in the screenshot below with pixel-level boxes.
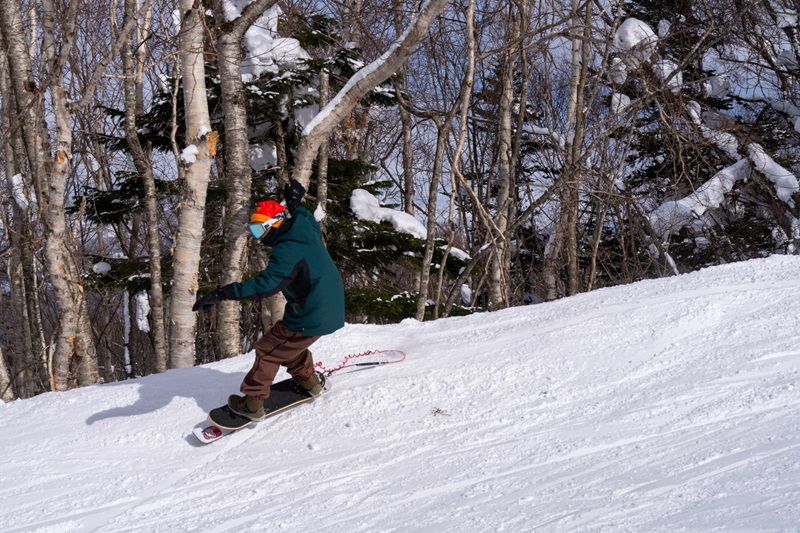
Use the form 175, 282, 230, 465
315, 349, 407, 377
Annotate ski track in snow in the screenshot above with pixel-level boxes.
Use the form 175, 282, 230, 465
1, 256, 800, 532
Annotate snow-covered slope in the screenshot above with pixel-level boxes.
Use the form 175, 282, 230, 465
2, 256, 800, 532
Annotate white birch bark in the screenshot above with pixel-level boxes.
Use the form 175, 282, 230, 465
316, 69, 330, 225
393, 0, 415, 216
0, 42, 47, 396
212, 0, 279, 360
488, 8, 519, 310
0, 0, 99, 390
169, 0, 215, 368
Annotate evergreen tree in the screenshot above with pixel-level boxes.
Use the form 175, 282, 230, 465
611, 1, 786, 271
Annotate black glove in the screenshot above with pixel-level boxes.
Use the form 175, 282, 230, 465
284, 179, 306, 209
192, 287, 225, 312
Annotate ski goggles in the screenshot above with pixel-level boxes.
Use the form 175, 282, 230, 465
248, 213, 285, 239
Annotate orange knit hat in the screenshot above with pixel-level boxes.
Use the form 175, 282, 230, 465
251, 200, 285, 224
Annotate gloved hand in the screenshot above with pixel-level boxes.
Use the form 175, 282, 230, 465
192, 287, 225, 312
284, 178, 306, 209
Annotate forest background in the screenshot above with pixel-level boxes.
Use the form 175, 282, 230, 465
1, 0, 799, 400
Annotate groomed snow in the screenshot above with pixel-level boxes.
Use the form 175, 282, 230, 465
2, 256, 800, 532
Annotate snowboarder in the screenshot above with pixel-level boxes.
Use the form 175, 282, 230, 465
192, 178, 345, 420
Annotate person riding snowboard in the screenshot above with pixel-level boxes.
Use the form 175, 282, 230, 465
192, 178, 345, 420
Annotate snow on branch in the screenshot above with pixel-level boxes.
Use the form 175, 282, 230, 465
612, 18, 658, 68
522, 124, 566, 149
301, 0, 448, 139
648, 159, 750, 238
291, 0, 451, 186
350, 189, 427, 239
687, 101, 798, 206
649, 102, 800, 239
747, 144, 799, 206
685, 101, 739, 160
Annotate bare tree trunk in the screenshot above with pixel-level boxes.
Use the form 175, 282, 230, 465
542, 215, 565, 301
564, 0, 593, 296
209, 0, 280, 359
317, 69, 330, 227
169, 0, 216, 368
42, 0, 99, 388
436, 0, 475, 318
0, 46, 47, 396
413, 0, 475, 320
122, 0, 167, 373
542, 0, 589, 300
0, 0, 99, 390
275, 120, 291, 184
585, 194, 607, 292
0, 346, 13, 402
415, 119, 449, 320
264, 293, 286, 327
393, 1, 415, 215
488, 6, 519, 310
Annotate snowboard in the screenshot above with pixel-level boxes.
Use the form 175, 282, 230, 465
192, 374, 329, 444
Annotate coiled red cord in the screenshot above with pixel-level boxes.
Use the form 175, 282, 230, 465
315, 349, 407, 376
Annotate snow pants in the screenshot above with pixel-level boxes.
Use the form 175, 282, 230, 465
240, 321, 320, 399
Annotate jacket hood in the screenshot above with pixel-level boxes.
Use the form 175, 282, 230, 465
263, 212, 315, 248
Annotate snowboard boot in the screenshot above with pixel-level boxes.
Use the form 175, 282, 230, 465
227, 394, 266, 421
295, 371, 325, 397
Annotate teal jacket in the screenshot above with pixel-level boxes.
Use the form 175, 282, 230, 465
222, 206, 345, 336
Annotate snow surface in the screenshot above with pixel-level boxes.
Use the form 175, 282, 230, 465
2, 256, 800, 532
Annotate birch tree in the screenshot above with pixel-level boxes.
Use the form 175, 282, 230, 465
211, 0, 279, 359
411, 0, 476, 320
488, 1, 524, 309
394, 0, 416, 215
0, 31, 48, 397
0, 345, 12, 401
0, 0, 100, 390
122, 0, 167, 372
169, 0, 216, 368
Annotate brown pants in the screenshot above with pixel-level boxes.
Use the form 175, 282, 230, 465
240, 321, 320, 399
